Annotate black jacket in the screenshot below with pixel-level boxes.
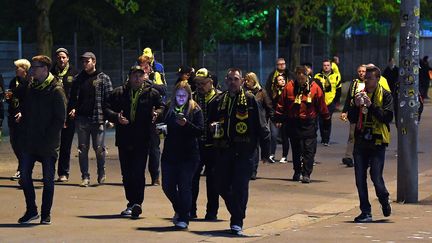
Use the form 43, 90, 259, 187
161, 102, 204, 164
382, 66, 399, 94
209, 90, 270, 156
106, 84, 164, 148
6, 76, 29, 118
51, 63, 78, 104
192, 88, 222, 146
348, 87, 393, 148
19, 75, 67, 158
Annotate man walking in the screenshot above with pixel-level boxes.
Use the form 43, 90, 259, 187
51, 48, 78, 182
275, 66, 330, 183
190, 68, 221, 220
69, 52, 113, 187
340, 65, 367, 167
347, 66, 392, 222
314, 59, 341, 146
106, 66, 163, 219
210, 68, 270, 235
17, 55, 66, 224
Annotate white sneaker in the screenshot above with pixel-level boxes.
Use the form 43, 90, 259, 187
279, 157, 287, 163
80, 178, 90, 187
120, 207, 132, 216
11, 171, 20, 180
268, 155, 276, 163
230, 225, 243, 235
175, 221, 188, 229
57, 175, 68, 182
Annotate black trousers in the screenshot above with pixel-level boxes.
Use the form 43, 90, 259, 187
215, 148, 255, 227
319, 102, 335, 143
291, 137, 317, 176
57, 119, 75, 177
8, 118, 22, 171
148, 128, 160, 181
191, 146, 219, 217
118, 146, 149, 207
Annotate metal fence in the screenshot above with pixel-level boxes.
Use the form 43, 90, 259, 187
2, 32, 432, 87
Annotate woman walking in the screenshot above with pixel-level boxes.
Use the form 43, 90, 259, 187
161, 81, 204, 229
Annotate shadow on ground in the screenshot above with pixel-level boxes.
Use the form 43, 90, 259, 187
0, 223, 39, 228
78, 214, 126, 220
343, 219, 393, 224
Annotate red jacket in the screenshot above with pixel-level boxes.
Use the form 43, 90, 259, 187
275, 80, 330, 121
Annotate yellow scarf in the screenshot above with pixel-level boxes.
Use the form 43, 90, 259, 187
57, 63, 69, 80
130, 85, 144, 123
362, 84, 390, 145
174, 104, 186, 114
32, 73, 54, 90
205, 89, 216, 103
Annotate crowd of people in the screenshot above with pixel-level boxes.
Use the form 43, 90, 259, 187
0, 48, 429, 233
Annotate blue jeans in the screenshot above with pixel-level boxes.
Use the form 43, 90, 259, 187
76, 116, 106, 180
353, 144, 390, 214
20, 153, 56, 217
162, 161, 198, 224
270, 121, 289, 157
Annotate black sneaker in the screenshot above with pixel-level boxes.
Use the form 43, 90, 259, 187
189, 212, 198, 219
342, 158, 354, 167
292, 173, 301, 181
151, 178, 160, 186
131, 204, 142, 219
354, 213, 372, 223
40, 215, 51, 225
302, 175, 311, 184
250, 172, 257, 180
18, 211, 39, 224
382, 202, 392, 217
204, 214, 217, 221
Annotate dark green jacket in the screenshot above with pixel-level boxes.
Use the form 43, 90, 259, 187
19, 74, 67, 158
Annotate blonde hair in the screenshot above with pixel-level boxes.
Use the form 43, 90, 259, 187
14, 59, 31, 71
245, 72, 261, 90
169, 81, 200, 117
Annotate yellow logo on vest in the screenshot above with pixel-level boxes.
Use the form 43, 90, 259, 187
235, 122, 248, 134
67, 76, 73, 82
